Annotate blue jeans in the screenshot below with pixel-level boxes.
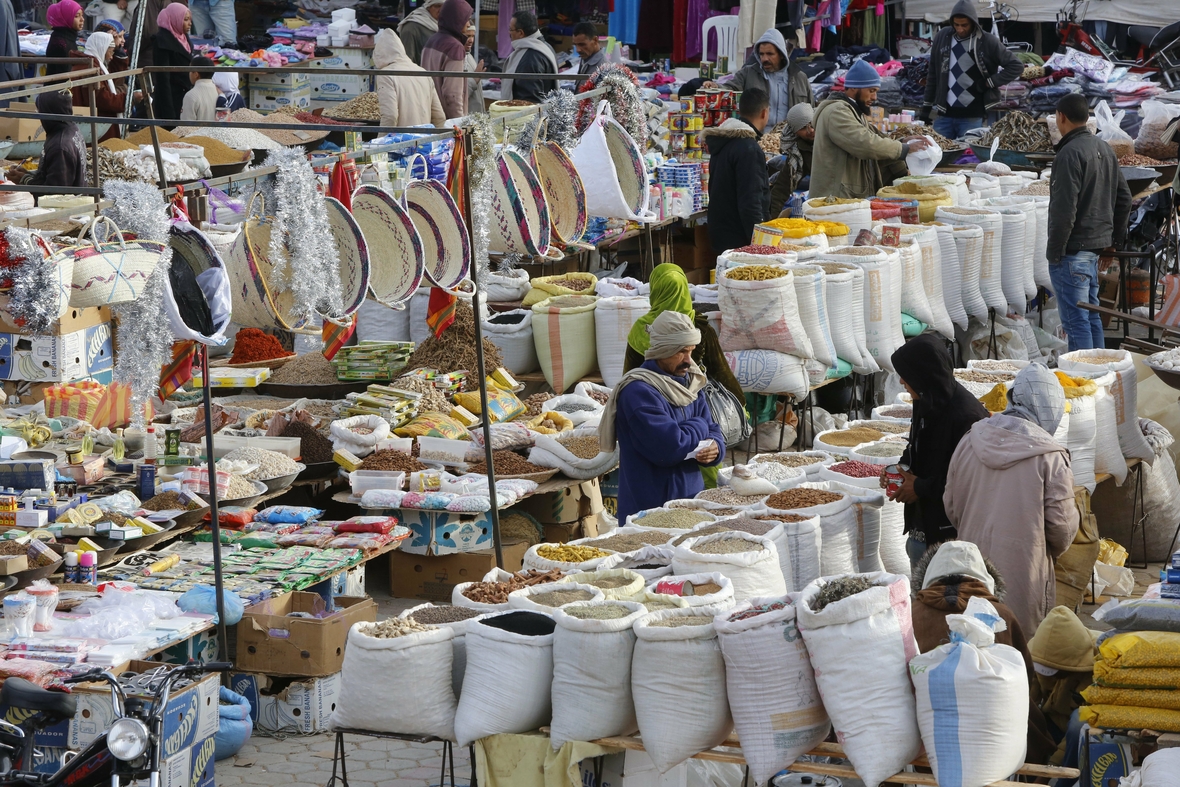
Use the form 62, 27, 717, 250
933, 115, 985, 141
906, 535, 927, 569
1049, 251, 1106, 352
188, 0, 237, 44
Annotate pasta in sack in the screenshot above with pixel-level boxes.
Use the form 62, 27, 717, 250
909, 597, 1029, 787
797, 572, 921, 787
714, 597, 830, 786
717, 266, 813, 358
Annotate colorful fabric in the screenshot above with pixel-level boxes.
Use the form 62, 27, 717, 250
159, 340, 197, 400
321, 315, 356, 362
426, 286, 457, 338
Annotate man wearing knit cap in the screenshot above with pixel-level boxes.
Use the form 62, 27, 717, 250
703, 27, 813, 125
769, 102, 815, 216
811, 59, 933, 199
598, 311, 726, 522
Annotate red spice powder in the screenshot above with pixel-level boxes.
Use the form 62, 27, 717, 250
230, 328, 292, 364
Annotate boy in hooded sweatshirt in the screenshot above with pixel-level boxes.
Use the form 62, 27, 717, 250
944, 363, 1080, 636
27, 90, 88, 189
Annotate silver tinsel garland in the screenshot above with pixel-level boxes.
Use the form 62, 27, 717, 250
258, 148, 344, 323
577, 64, 646, 142
102, 179, 174, 426
462, 114, 495, 288
515, 114, 542, 155
3, 227, 59, 336
541, 89, 579, 151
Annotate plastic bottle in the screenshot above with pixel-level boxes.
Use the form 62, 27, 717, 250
112, 429, 125, 462
63, 551, 79, 584
78, 551, 97, 585
143, 426, 157, 465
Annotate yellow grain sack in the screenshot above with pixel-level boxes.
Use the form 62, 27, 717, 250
877, 182, 953, 223
521, 272, 598, 308
1079, 704, 1180, 732
394, 412, 469, 440
1099, 631, 1180, 668
527, 411, 574, 435
1055, 371, 1098, 399
1083, 684, 1180, 711
453, 385, 527, 424
1094, 660, 1180, 689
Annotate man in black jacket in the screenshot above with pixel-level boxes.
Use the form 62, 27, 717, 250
919, 0, 1023, 140
705, 88, 770, 255
1048, 93, 1132, 352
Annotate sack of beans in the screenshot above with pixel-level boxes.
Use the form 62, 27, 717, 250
558, 569, 646, 601
532, 295, 599, 395
717, 266, 813, 358
750, 451, 834, 477
849, 439, 907, 467
331, 619, 457, 739
797, 572, 922, 787
763, 485, 858, 576
521, 272, 598, 308
647, 572, 735, 611
672, 532, 786, 604
631, 608, 732, 772
509, 582, 605, 612
819, 462, 907, 574
486, 268, 531, 303
1059, 349, 1154, 464
681, 514, 802, 593
714, 597, 831, 785
454, 610, 557, 746
717, 249, 797, 273
398, 603, 486, 700
523, 542, 614, 573
626, 506, 718, 532
453, 567, 564, 613
549, 600, 649, 749
814, 426, 885, 457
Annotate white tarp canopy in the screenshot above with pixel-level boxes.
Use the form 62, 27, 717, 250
904, 0, 1174, 29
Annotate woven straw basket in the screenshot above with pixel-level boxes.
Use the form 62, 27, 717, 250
325, 196, 370, 316
532, 139, 588, 247
67, 216, 166, 308
15, 234, 72, 321
404, 177, 470, 289
489, 148, 551, 257
225, 195, 313, 332
350, 185, 424, 308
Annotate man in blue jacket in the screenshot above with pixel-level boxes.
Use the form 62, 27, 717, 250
598, 311, 726, 522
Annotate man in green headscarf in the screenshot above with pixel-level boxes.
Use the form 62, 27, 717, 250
623, 264, 744, 487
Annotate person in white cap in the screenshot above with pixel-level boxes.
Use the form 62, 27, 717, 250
769, 101, 815, 216
399, 0, 447, 65
599, 311, 726, 522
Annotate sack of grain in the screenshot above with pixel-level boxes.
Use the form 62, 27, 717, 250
764, 483, 858, 576
714, 597, 830, 785
817, 463, 904, 574
331, 621, 457, 739
823, 480, 885, 574
984, 203, 1033, 311
1090, 370, 1127, 485
1010, 195, 1051, 291
549, 600, 648, 749
1060, 373, 1098, 492
631, 608, 732, 772
910, 597, 1029, 787
508, 582, 605, 612
813, 261, 873, 373
646, 571, 736, 611
1136, 100, 1180, 160
948, 224, 989, 319
398, 603, 485, 700
486, 268, 531, 303
797, 572, 922, 787
717, 267, 813, 358
877, 182, 953, 222
529, 427, 619, 480
718, 250, 797, 273
964, 171, 1002, 201
723, 349, 809, 398
889, 224, 955, 339
558, 569, 646, 601
892, 239, 938, 332
803, 197, 873, 238
522, 272, 597, 308
785, 265, 838, 367
453, 610, 556, 746
523, 543, 614, 573
482, 309, 539, 375
1059, 350, 1155, 464
936, 207, 1005, 313
532, 295, 598, 394
926, 222, 969, 330
820, 246, 902, 372
598, 546, 675, 581
596, 276, 648, 298
595, 296, 651, 388
672, 532, 787, 603
896, 173, 969, 207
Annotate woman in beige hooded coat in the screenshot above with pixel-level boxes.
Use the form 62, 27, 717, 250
943, 363, 1080, 636
373, 28, 445, 128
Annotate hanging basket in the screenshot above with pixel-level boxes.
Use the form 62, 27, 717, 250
225, 195, 314, 332
404, 177, 471, 289
5, 233, 71, 322
350, 185, 424, 308
531, 139, 588, 247
488, 148, 551, 258
569, 100, 654, 222
325, 196, 370, 316
67, 216, 166, 308
166, 221, 232, 345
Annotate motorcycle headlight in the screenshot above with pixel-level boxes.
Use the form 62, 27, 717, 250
107, 718, 149, 762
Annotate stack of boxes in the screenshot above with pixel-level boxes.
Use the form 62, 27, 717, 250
653, 162, 708, 221
0, 304, 114, 405
308, 46, 374, 109
247, 71, 312, 113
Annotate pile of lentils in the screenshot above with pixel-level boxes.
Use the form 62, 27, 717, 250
766, 488, 843, 510
409, 606, 482, 625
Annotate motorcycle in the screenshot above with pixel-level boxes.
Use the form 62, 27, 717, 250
0, 661, 230, 787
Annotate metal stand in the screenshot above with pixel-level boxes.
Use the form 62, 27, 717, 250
199, 345, 229, 662
326, 729, 462, 787
1124, 461, 1149, 570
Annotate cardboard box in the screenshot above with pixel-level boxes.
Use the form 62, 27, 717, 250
399, 508, 505, 556
0, 104, 99, 144
0, 322, 114, 382
235, 592, 376, 677
310, 73, 373, 100
0, 302, 109, 337
159, 733, 216, 787
60, 455, 103, 485
517, 479, 604, 525
0, 554, 27, 574
542, 515, 599, 544
247, 72, 310, 90
249, 83, 312, 113
389, 541, 528, 601
230, 672, 340, 734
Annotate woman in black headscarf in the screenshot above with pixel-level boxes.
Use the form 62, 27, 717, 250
885, 334, 989, 567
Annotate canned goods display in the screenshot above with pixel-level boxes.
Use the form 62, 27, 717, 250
686, 131, 701, 149
670, 134, 686, 153
693, 94, 707, 113
717, 55, 729, 73
670, 114, 688, 131
689, 113, 704, 131
699, 60, 714, 79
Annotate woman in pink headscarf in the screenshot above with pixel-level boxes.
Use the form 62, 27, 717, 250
151, 3, 193, 120
45, 0, 84, 76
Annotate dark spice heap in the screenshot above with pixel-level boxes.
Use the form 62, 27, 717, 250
141, 491, 204, 511
410, 606, 482, 624
281, 421, 334, 463
360, 450, 427, 473
231, 328, 293, 365
406, 302, 504, 377
811, 575, 878, 612
467, 450, 549, 476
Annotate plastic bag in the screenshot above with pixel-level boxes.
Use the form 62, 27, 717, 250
1136, 99, 1180, 160
253, 505, 323, 525
905, 136, 942, 177
395, 412, 469, 440
214, 687, 253, 761
178, 585, 245, 625
1095, 101, 1135, 158
208, 507, 256, 528
453, 386, 527, 424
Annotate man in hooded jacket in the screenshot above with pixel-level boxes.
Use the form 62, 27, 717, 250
944, 363, 1080, 635
398, 0, 445, 65
373, 28, 446, 126
919, 0, 1023, 139
502, 11, 557, 103
886, 335, 988, 565
704, 28, 812, 126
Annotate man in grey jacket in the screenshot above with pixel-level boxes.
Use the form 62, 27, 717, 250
1047, 93, 1132, 352
919, 0, 1023, 140
703, 28, 812, 125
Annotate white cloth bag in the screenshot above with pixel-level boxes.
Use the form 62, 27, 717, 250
482, 309, 539, 374
717, 267, 814, 358
928, 221, 969, 330
672, 532, 787, 603
398, 603, 485, 700
1059, 349, 1155, 464
569, 101, 654, 222
595, 296, 650, 388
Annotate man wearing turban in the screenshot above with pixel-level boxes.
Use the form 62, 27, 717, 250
599, 311, 726, 522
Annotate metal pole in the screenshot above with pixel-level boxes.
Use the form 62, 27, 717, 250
200, 344, 230, 662
88, 84, 100, 202
123, 0, 147, 123
460, 132, 503, 569
139, 73, 168, 188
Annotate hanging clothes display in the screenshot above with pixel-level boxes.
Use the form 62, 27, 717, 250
638, 0, 674, 53
609, 0, 640, 45
737, 0, 776, 51
687, 4, 736, 61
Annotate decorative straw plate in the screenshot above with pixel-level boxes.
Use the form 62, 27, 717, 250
532, 141, 588, 245
489, 149, 551, 257
404, 179, 471, 289
350, 186, 424, 307
324, 196, 370, 315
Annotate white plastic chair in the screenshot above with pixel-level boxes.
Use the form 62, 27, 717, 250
702, 16, 740, 72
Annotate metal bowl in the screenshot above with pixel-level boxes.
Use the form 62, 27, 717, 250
47, 541, 123, 567
10, 558, 63, 590
259, 464, 304, 493
197, 480, 269, 511
114, 519, 180, 554
297, 461, 337, 481
970, 144, 1037, 169
939, 146, 967, 168
1146, 361, 1180, 391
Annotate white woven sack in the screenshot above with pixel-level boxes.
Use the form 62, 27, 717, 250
1088, 370, 1127, 485
331, 622, 457, 739
647, 571, 736, 611
600, 546, 675, 581
950, 224, 988, 319
824, 481, 885, 573
765, 484, 857, 576
485, 269, 531, 303
965, 171, 1002, 201
813, 261, 866, 372
909, 598, 1029, 787
626, 506, 718, 531
532, 295, 598, 394
718, 267, 813, 358
877, 225, 954, 339
896, 173, 969, 206
1132, 747, 1180, 787
509, 582, 605, 612
542, 394, 603, 427
714, 598, 830, 785
718, 250, 797, 272
751, 452, 834, 478
560, 569, 646, 600
927, 222, 968, 330
821, 247, 900, 372
1011, 195, 1051, 291
524, 543, 612, 573
685, 515, 799, 592
529, 427, 618, 481
549, 600, 648, 749
723, 350, 809, 397
454, 610, 556, 746
1059, 350, 1155, 463
357, 296, 413, 343
773, 515, 823, 592
893, 239, 937, 328
398, 603, 485, 700
672, 532, 787, 603
482, 309, 539, 374
997, 174, 1024, 196
1065, 392, 1098, 493
797, 572, 922, 787
997, 198, 1040, 299
782, 265, 837, 367
985, 202, 1034, 310
596, 276, 648, 298
882, 246, 907, 355
803, 198, 873, 238
452, 568, 517, 614
937, 207, 1005, 312
631, 608, 732, 773
595, 296, 650, 388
